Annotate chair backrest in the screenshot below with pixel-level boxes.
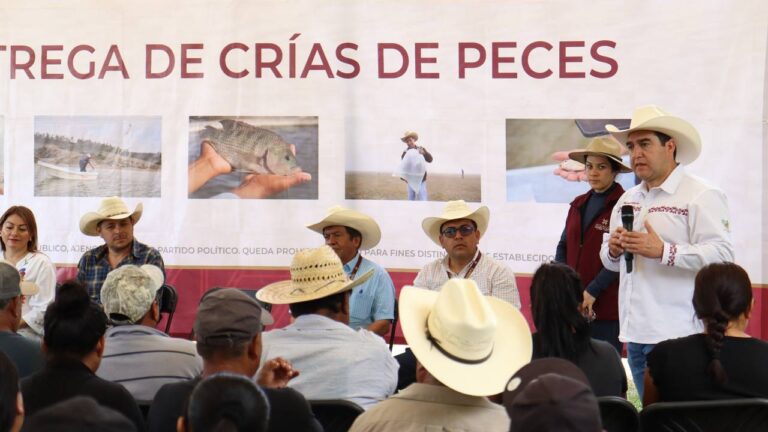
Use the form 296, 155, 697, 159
640, 398, 768, 432
157, 284, 178, 334
308, 399, 364, 432
136, 399, 152, 421
597, 396, 638, 432
389, 298, 398, 351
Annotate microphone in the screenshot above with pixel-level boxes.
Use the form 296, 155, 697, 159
620, 205, 634, 273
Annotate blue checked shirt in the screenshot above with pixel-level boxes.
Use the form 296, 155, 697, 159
344, 253, 395, 330
77, 239, 165, 303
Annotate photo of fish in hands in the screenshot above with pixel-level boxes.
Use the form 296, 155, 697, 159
188, 116, 317, 199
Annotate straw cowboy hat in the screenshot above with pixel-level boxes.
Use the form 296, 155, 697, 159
400, 279, 532, 396
401, 131, 419, 142
422, 200, 489, 247
568, 136, 632, 173
256, 246, 374, 305
79, 196, 143, 236
606, 105, 702, 165
306, 206, 381, 250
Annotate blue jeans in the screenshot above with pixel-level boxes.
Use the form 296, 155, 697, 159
627, 342, 655, 399
407, 181, 428, 201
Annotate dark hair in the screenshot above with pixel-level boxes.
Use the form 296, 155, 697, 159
693, 262, 753, 385
653, 131, 677, 160
529, 263, 590, 361
289, 291, 347, 318
0, 352, 19, 432
196, 340, 249, 360
185, 373, 269, 432
43, 280, 108, 359
0, 297, 13, 311
0, 206, 39, 252
344, 227, 362, 243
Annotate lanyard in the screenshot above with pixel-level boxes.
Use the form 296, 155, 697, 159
446, 251, 482, 280
348, 255, 364, 280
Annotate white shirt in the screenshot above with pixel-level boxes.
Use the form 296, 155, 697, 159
259, 314, 398, 409
13, 252, 57, 335
413, 249, 521, 309
600, 165, 733, 344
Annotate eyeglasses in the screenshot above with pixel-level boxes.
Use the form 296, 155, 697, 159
440, 224, 476, 238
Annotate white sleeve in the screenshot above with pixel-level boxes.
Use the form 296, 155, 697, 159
600, 203, 622, 271
22, 253, 58, 334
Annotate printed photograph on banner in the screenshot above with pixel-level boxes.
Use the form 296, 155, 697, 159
0, 117, 4, 195
345, 119, 482, 202
506, 118, 637, 203
188, 116, 318, 200
34, 116, 161, 197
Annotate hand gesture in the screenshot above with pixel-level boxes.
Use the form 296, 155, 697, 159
256, 357, 300, 388
621, 221, 664, 259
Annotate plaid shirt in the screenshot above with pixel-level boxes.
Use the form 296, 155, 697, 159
77, 239, 165, 302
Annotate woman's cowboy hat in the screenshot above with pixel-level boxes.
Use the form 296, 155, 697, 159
568, 136, 632, 173
256, 246, 373, 305
306, 206, 381, 250
422, 200, 489, 247
401, 131, 419, 142
79, 196, 143, 236
400, 279, 532, 396
605, 105, 702, 165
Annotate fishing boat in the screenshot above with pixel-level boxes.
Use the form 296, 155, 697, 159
37, 161, 98, 181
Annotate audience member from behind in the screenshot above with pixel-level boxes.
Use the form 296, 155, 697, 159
0, 262, 44, 378
503, 358, 602, 432
644, 262, 768, 405
256, 246, 398, 410
0, 206, 57, 339
148, 288, 322, 432
177, 373, 270, 432
0, 351, 24, 432
349, 279, 532, 432
22, 396, 136, 432
20, 280, 144, 431
97, 265, 202, 401
530, 262, 626, 397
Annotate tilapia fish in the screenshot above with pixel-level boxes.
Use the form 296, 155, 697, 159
200, 119, 302, 175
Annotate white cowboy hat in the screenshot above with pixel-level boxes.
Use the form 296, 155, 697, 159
422, 200, 489, 247
605, 105, 702, 165
256, 246, 373, 305
400, 279, 532, 396
79, 196, 143, 237
401, 131, 419, 142
306, 206, 381, 250
568, 136, 632, 173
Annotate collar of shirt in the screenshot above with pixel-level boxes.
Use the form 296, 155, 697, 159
641, 164, 686, 195
289, 314, 354, 332
94, 239, 140, 262
343, 252, 362, 273
394, 383, 495, 408
441, 248, 481, 276
105, 324, 168, 338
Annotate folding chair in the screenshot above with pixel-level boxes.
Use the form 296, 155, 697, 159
157, 284, 178, 334
308, 399, 364, 432
597, 396, 639, 432
640, 398, 768, 432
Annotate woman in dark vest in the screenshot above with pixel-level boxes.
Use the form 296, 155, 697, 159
555, 136, 632, 353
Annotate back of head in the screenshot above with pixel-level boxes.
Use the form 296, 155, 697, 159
22, 396, 136, 432
0, 351, 19, 432
186, 374, 269, 432
43, 280, 107, 359
529, 263, 589, 360
288, 291, 347, 318
693, 262, 753, 385
101, 265, 161, 324
507, 373, 602, 432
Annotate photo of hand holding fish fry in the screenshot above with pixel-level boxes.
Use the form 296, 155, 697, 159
188, 117, 318, 199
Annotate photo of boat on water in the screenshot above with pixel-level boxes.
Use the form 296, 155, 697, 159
34, 116, 162, 197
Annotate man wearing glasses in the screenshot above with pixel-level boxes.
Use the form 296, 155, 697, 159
414, 200, 521, 308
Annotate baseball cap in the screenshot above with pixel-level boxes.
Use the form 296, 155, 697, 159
101, 265, 164, 323
194, 288, 274, 347
0, 261, 38, 301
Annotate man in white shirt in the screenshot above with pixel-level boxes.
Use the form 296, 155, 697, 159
599, 105, 734, 397
256, 246, 398, 409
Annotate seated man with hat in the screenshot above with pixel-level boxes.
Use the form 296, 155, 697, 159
256, 246, 399, 409
350, 278, 531, 432
414, 200, 521, 307
306, 206, 395, 336
77, 196, 165, 302
97, 264, 202, 401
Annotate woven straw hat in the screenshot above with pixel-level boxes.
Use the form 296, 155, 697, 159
400, 278, 532, 396
401, 131, 419, 142
422, 200, 489, 247
606, 105, 701, 164
568, 136, 632, 173
256, 246, 373, 305
306, 206, 381, 250
79, 196, 143, 236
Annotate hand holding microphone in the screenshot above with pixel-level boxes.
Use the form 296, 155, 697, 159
620, 205, 635, 273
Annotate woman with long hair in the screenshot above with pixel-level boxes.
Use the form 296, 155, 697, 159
0, 206, 56, 338
530, 262, 626, 397
644, 262, 768, 405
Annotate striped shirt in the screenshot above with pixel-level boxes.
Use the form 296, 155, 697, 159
98, 325, 202, 401
413, 249, 521, 309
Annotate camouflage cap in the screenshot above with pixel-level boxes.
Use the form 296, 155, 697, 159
194, 288, 274, 347
101, 265, 164, 323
